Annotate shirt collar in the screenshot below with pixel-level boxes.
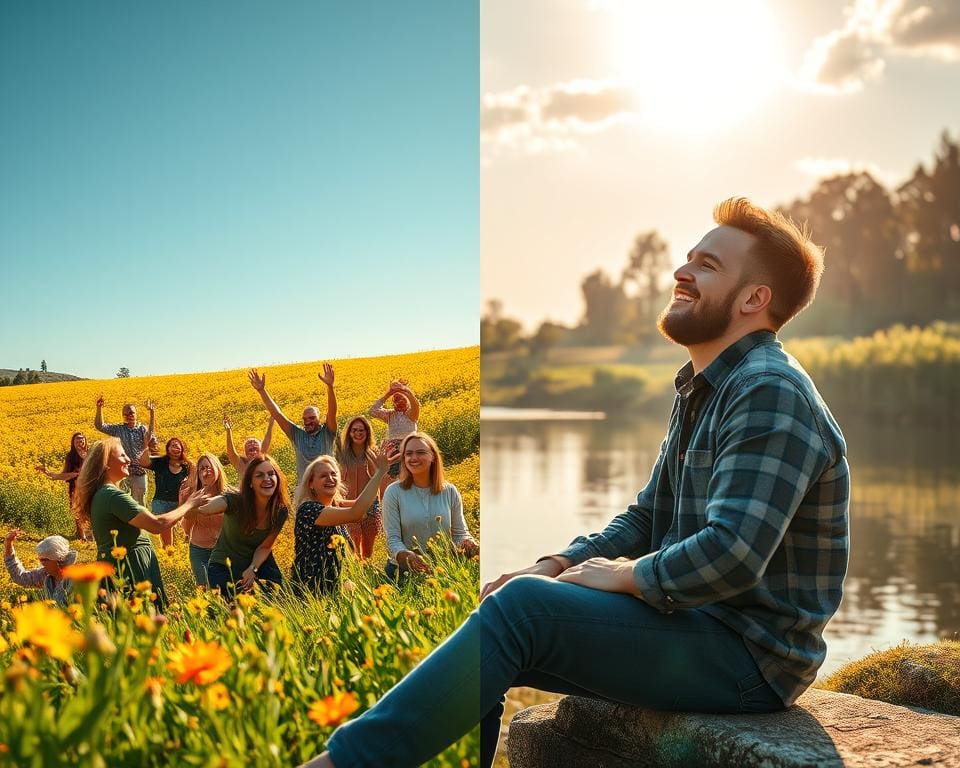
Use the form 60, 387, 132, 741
675, 330, 778, 396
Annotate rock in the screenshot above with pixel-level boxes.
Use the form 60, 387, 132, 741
506, 688, 960, 767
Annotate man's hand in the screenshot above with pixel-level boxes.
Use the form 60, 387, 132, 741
145, 400, 155, 414
319, 363, 335, 387
96, 395, 105, 408
223, 414, 232, 430
5, 528, 21, 546
555, 557, 640, 596
248, 369, 266, 392
480, 556, 569, 602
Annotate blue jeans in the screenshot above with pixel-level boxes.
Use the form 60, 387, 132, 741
188, 544, 212, 587
327, 575, 784, 768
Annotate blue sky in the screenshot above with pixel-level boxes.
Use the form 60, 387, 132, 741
0, 1, 478, 378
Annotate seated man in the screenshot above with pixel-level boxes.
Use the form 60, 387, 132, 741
306, 197, 850, 768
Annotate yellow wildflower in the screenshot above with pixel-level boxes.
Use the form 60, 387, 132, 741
12, 603, 82, 661
111, 546, 127, 559
203, 682, 231, 711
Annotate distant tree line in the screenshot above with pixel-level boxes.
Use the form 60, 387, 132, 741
484, 129, 960, 351
0, 368, 42, 387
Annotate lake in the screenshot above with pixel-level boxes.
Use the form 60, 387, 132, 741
480, 408, 960, 676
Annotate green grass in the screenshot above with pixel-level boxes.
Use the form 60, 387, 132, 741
818, 640, 960, 715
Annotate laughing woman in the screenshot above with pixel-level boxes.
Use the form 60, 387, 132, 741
73, 438, 208, 611
179, 453, 228, 587
335, 416, 385, 559
139, 433, 191, 548
382, 432, 478, 579
36, 431, 88, 539
197, 456, 290, 597
292, 447, 390, 596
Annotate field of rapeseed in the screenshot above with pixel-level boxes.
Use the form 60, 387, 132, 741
0, 346, 480, 766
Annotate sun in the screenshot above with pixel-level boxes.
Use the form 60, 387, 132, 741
601, 0, 786, 134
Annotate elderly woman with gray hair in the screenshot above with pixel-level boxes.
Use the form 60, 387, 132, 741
4, 528, 76, 607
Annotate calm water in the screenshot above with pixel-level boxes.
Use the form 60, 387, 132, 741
480, 409, 960, 676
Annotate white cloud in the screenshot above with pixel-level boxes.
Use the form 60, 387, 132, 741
481, 79, 639, 156
795, 156, 903, 187
797, 0, 960, 93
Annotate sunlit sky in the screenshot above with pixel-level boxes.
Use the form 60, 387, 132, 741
0, 2, 478, 378
482, 0, 960, 329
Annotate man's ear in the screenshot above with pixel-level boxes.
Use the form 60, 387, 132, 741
741, 284, 772, 316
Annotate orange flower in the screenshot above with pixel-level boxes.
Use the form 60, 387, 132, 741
166, 640, 232, 685
62, 561, 115, 582
145, 676, 164, 696
443, 590, 460, 604
307, 692, 359, 727
111, 546, 127, 559
372, 584, 394, 599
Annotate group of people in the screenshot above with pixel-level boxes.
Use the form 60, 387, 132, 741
12, 368, 477, 611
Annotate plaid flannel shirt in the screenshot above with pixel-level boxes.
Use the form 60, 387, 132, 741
559, 330, 850, 706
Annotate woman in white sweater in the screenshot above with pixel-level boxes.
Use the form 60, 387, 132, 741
382, 432, 478, 578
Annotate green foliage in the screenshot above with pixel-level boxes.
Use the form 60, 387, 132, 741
818, 640, 960, 716
0, 542, 480, 767
116, 367, 130, 379
786, 323, 960, 422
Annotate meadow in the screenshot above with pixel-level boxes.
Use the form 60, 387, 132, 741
0, 346, 480, 767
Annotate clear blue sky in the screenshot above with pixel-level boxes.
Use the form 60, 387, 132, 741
0, 1, 478, 378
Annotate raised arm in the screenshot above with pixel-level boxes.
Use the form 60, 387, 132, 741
145, 400, 155, 440
260, 416, 275, 455
398, 384, 421, 423
129, 490, 210, 534
368, 388, 392, 423
4, 529, 45, 589
223, 415, 242, 472
94, 395, 107, 434
319, 363, 337, 433
248, 369, 295, 439
36, 465, 80, 483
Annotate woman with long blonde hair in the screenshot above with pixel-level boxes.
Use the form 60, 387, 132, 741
381, 432, 478, 579
335, 415, 386, 559
178, 452, 228, 587
291, 448, 390, 595
73, 438, 208, 610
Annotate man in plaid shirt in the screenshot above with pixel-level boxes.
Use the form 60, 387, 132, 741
312, 198, 849, 768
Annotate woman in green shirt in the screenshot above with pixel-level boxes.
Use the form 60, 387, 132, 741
73, 438, 208, 611
196, 455, 290, 598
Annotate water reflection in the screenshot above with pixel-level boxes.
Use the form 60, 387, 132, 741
481, 414, 960, 675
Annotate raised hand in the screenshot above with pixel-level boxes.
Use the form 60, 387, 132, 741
223, 414, 233, 430
96, 395, 105, 408
319, 363, 335, 387
35, 464, 46, 474
4, 528, 21, 545
248, 369, 266, 392
145, 399, 155, 414
372, 445, 393, 473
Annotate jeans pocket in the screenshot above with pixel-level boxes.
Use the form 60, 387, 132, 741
737, 671, 782, 713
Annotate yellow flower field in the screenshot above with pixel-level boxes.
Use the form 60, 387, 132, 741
0, 346, 480, 767
0, 346, 479, 538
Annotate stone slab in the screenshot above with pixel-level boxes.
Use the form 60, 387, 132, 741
507, 688, 960, 767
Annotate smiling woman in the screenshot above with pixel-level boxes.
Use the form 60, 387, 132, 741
603, 0, 785, 132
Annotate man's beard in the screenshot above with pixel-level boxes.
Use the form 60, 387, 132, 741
657, 286, 739, 346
